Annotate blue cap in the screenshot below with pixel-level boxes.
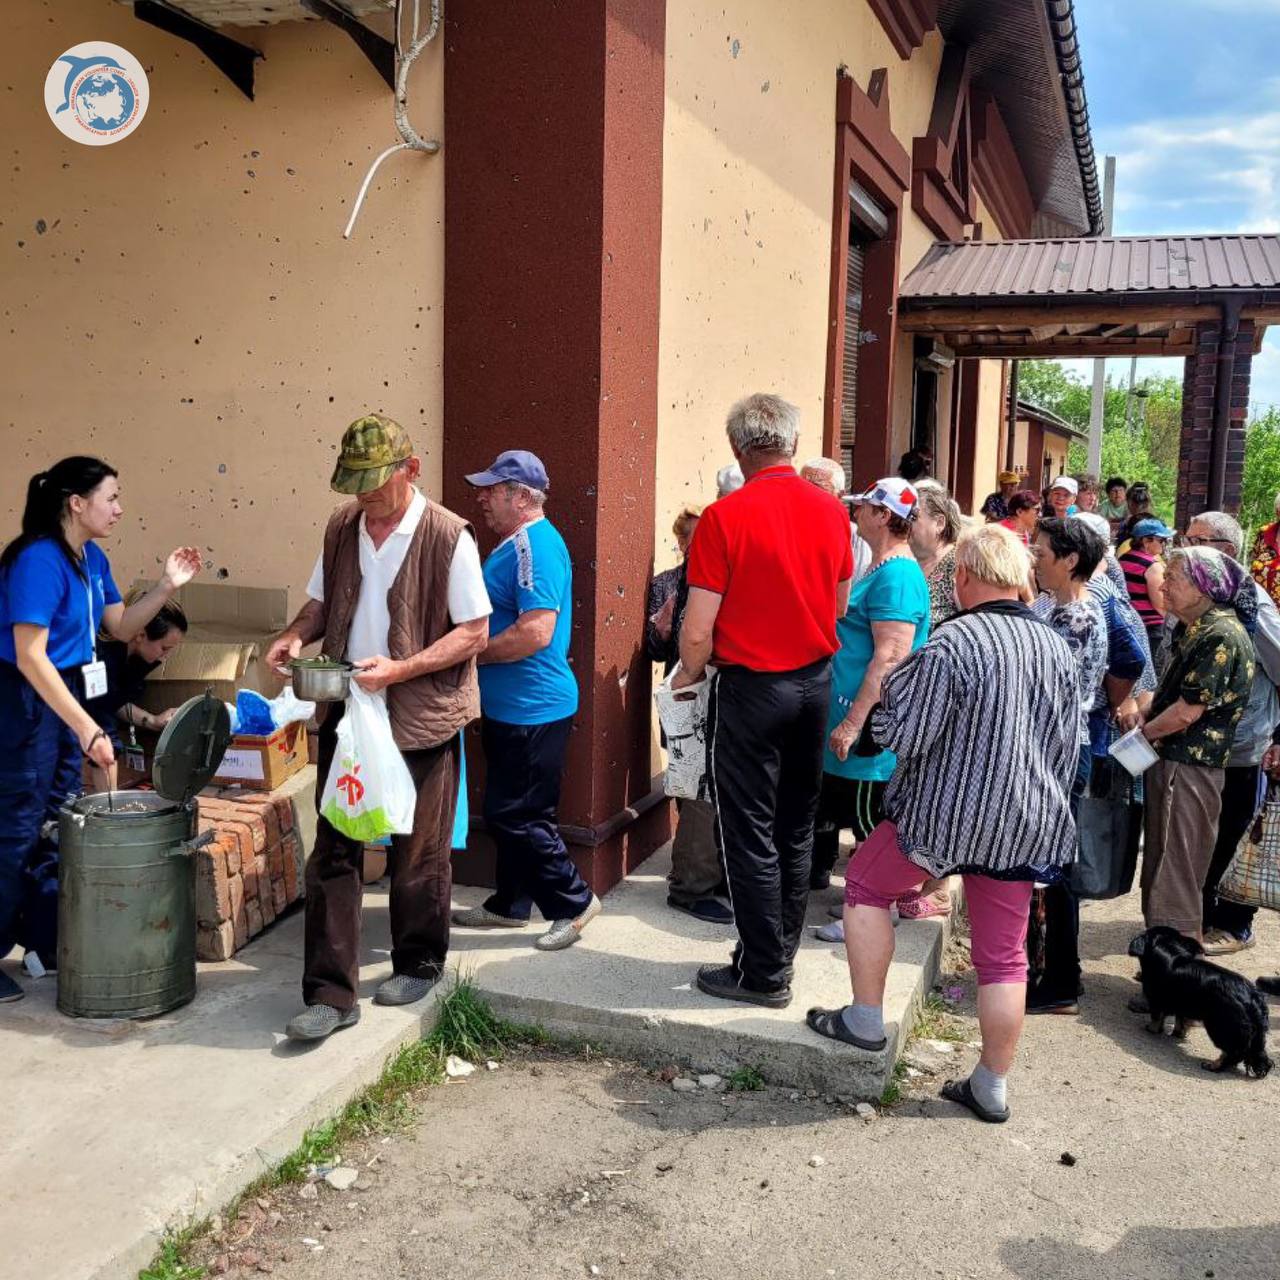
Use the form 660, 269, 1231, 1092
464, 449, 550, 491
1131, 517, 1174, 540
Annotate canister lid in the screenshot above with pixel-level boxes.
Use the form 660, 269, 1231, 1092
151, 693, 233, 804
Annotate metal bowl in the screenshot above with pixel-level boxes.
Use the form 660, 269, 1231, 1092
289, 659, 352, 703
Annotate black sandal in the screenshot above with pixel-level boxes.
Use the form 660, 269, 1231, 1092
805, 1006, 887, 1052
940, 1077, 1009, 1124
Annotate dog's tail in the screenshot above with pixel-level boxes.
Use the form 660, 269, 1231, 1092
1246, 988, 1273, 1079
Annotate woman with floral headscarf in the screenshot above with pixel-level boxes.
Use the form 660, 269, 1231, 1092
1133, 547, 1255, 959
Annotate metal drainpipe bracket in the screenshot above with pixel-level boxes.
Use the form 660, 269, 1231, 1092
133, 0, 262, 101
299, 0, 396, 91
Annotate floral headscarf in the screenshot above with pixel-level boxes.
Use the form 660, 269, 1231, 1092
1175, 546, 1258, 634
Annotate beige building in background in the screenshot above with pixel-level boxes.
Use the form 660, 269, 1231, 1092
6, 0, 1101, 890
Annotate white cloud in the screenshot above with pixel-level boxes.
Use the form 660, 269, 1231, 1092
1098, 82, 1280, 235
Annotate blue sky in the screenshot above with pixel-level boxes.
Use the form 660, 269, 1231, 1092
1059, 0, 1280, 412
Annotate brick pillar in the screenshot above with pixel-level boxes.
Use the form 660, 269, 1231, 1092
1225, 321, 1255, 513
441, 1, 670, 894
1177, 322, 1219, 529
1177, 319, 1255, 527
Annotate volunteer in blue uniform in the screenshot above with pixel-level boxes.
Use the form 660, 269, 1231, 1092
0, 456, 202, 1001
452, 450, 603, 951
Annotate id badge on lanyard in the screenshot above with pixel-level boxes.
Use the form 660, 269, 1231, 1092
81, 572, 107, 700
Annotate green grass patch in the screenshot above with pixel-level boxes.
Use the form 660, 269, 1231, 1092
139, 976, 539, 1280
727, 1064, 765, 1092
912, 992, 969, 1044
137, 1232, 207, 1280
879, 1059, 908, 1108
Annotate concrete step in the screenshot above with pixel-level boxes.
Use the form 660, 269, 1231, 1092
452, 843, 952, 1099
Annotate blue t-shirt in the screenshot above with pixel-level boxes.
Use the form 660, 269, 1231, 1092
0, 539, 122, 669
824, 556, 930, 781
478, 518, 578, 725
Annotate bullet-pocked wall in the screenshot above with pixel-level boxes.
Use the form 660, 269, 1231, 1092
4, 1, 444, 600
652, 0, 944, 572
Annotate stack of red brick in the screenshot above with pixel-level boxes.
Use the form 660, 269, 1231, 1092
194, 787, 305, 961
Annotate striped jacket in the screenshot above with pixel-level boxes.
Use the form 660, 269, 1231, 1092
870, 601, 1079, 878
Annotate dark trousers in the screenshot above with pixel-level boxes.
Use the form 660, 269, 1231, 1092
708, 659, 831, 991
480, 715, 592, 922
668, 798, 727, 906
0, 662, 83, 963
304, 709, 459, 1011
812, 773, 887, 887
1203, 764, 1263, 936
1033, 743, 1092, 999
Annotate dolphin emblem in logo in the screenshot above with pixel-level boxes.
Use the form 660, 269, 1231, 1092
55, 54, 125, 114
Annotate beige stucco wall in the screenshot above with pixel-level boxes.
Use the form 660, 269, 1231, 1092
653, 0, 946, 572
964, 195, 1007, 513
4, 0, 443, 603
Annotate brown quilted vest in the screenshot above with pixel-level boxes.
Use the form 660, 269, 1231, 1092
320, 498, 481, 750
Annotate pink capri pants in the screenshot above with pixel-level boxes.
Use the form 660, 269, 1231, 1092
845, 821, 1032, 987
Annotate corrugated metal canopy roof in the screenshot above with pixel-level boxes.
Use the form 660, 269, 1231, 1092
901, 235, 1280, 301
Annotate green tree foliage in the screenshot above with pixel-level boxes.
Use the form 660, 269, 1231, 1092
1241, 407, 1280, 542
1018, 360, 1280, 538
1018, 361, 1179, 522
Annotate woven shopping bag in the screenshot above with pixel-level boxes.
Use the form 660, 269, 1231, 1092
1218, 781, 1280, 911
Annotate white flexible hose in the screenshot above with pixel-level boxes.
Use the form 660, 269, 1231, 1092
343, 0, 440, 239
343, 141, 411, 240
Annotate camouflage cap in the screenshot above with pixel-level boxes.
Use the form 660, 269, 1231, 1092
330, 413, 413, 495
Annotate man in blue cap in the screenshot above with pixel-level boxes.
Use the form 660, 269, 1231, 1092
452, 451, 602, 949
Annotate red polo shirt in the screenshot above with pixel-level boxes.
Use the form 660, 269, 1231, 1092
686, 465, 854, 671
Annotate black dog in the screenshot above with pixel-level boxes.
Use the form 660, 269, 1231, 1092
1128, 926, 1272, 1077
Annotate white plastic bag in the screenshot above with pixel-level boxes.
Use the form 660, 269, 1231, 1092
319, 684, 416, 842
653, 663, 715, 801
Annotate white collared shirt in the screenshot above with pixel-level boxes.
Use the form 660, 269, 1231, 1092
306, 490, 491, 664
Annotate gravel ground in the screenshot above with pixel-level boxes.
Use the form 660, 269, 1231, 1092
192, 890, 1280, 1280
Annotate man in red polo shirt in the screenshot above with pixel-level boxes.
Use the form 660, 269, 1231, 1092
674, 393, 853, 1006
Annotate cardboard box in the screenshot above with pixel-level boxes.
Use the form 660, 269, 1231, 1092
212, 720, 310, 792
133, 582, 290, 715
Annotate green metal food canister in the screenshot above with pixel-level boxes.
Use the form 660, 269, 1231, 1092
56, 694, 232, 1020
56, 793, 200, 1019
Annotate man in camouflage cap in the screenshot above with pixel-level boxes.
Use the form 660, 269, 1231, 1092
266, 413, 493, 1043
329, 412, 414, 496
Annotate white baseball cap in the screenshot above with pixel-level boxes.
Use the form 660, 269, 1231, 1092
850, 477, 920, 521
1049, 476, 1079, 497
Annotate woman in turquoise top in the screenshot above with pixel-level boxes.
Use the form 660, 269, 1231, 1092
811, 479, 930, 895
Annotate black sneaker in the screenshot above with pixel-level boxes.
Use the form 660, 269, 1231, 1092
0, 970, 23, 1004
695, 963, 792, 1009
667, 896, 734, 924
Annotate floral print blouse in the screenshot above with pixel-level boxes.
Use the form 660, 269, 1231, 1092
1250, 522, 1280, 610
1151, 606, 1255, 768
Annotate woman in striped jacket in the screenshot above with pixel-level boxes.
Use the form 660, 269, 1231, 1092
806, 523, 1079, 1124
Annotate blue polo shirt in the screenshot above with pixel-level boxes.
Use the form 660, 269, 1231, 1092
479, 517, 578, 725
0, 539, 121, 669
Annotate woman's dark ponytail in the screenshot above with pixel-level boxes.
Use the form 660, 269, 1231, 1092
0, 456, 118, 579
